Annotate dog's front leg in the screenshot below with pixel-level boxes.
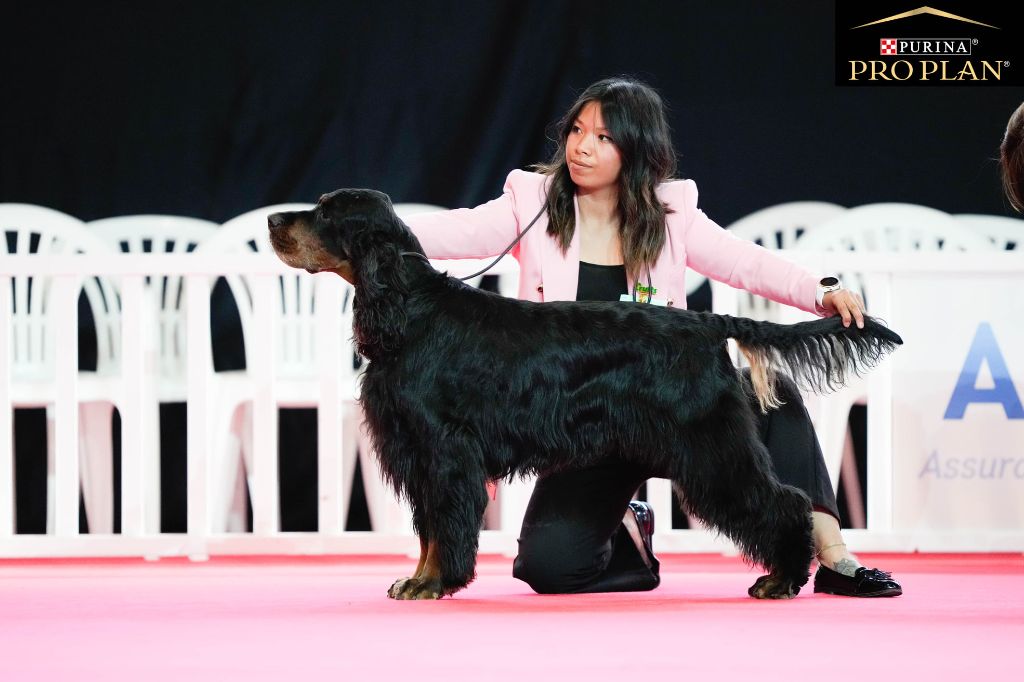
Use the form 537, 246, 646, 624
388, 540, 446, 600
388, 465, 488, 600
387, 533, 430, 598
387, 500, 431, 597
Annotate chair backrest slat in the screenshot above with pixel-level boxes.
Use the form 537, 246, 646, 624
796, 203, 998, 301
198, 203, 341, 378
88, 215, 219, 383
952, 213, 1023, 251
2, 204, 118, 379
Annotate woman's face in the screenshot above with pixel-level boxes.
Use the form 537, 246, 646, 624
566, 101, 622, 194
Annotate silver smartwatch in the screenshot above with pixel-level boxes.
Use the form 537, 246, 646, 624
816, 276, 842, 307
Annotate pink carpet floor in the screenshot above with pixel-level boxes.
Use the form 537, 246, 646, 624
1, 553, 1021, 680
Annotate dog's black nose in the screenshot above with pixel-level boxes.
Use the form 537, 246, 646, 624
268, 213, 287, 230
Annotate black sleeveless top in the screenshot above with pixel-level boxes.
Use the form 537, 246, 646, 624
576, 261, 628, 302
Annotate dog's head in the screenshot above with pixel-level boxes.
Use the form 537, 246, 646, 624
269, 188, 424, 360
268, 188, 409, 284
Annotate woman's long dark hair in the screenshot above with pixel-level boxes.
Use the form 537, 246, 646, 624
1001, 102, 1024, 213
535, 77, 678, 283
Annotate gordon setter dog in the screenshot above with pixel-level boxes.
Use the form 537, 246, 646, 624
267, 189, 902, 600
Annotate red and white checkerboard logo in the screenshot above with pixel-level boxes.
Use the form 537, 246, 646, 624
880, 38, 898, 55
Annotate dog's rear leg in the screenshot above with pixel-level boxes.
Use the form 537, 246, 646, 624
388, 448, 488, 600
673, 400, 814, 599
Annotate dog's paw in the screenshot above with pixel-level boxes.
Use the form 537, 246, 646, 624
387, 577, 414, 599
387, 576, 443, 600
747, 573, 801, 600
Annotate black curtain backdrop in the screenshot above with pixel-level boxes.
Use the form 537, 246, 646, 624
4, 1, 1023, 533
5, 1, 1022, 222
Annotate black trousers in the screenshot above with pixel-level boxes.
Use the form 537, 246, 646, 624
511, 370, 839, 594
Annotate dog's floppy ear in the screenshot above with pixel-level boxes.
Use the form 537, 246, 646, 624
340, 192, 411, 361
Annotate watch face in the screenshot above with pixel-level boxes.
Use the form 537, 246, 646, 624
820, 276, 839, 287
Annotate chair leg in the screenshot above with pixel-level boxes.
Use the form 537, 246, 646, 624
814, 398, 850, 493
339, 405, 361, 529
236, 403, 259, 529
355, 410, 412, 534
225, 462, 248, 533
356, 420, 386, 532
144, 401, 162, 534
7, 418, 16, 534
210, 400, 246, 533
78, 402, 115, 534
218, 402, 259, 532
45, 407, 56, 535
840, 429, 866, 529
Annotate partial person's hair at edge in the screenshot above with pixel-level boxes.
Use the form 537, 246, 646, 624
535, 77, 678, 283
1000, 101, 1024, 213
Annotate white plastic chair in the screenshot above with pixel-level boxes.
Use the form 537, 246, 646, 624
392, 203, 448, 218
196, 204, 407, 533
794, 203, 998, 524
721, 201, 846, 320
952, 213, 1023, 251
2, 203, 123, 534
88, 215, 220, 532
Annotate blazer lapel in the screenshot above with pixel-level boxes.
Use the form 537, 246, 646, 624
539, 194, 581, 302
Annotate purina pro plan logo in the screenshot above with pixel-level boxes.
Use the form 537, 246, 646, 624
835, 3, 1022, 85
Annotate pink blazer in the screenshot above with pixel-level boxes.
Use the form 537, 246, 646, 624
404, 170, 822, 313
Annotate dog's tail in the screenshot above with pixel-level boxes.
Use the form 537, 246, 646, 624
704, 313, 903, 412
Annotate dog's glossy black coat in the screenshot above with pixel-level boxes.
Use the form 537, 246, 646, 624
268, 189, 902, 599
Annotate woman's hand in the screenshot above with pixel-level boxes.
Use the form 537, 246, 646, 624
822, 290, 866, 329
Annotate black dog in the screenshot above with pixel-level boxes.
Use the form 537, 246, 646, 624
267, 189, 902, 600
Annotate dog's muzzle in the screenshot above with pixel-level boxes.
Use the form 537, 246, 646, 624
267, 213, 296, 252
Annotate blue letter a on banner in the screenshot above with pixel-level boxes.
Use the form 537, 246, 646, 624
944, 322, 1024, 419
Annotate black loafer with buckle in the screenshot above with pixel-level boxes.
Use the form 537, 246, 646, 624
813, 564, 903, 597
